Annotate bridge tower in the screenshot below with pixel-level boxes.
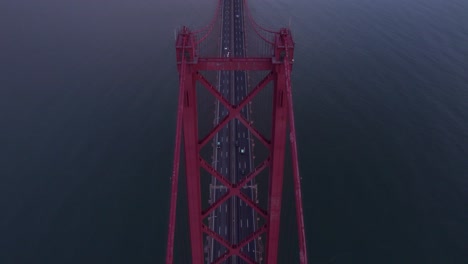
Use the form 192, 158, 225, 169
166, 1, 307, 263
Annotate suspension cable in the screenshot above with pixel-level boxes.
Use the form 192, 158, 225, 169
243, 0, 276, 33
193, 0, 222, 34
194, 0, 223, 45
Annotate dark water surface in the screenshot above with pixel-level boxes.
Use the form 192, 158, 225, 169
1, 0, 467, 263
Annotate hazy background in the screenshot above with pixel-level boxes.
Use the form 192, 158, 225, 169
1, 0, 467, 263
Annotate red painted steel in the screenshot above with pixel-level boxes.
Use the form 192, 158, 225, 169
197, 72, 274, 149
265, 65, 288, 263
165, 28, 191, 264
182, 64, 204, 263
165, 38, 185, 264
193, 0, 222, 44
283, 32, 309, 264
195, 58, 272, 71
166, 2, 308, 264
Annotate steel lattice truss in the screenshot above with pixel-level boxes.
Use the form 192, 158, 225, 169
166, 1, 307, 263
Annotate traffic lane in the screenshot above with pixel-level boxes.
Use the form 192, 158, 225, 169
236, 196, 256, 259
238, 205, 255, 258
211, 0, 233, 261
212, 113, 230, 257
213, 72, 231, 256
237, 125, 257, 257
233, 59, 257, 259
214, 144, 226, 256
211, 77, 228, 258
236, 0, 258, 260
217, 0, 254, 258
213, 136, 229, 252
233, 9, 258, 256
220, 0, 231, 247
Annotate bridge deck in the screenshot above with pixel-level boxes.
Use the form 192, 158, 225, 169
208, 0, 258, 263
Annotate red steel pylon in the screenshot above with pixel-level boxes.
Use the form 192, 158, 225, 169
166, 7, 307, 264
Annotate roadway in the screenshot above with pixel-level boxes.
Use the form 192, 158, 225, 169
232, 0, 258, 262
208, 0, 258, 263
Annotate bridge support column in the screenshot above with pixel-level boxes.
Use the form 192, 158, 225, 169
266, 64, 288, 264
167, 16, 308, 263
181, 65, 204, 264
174, 28, 204, 264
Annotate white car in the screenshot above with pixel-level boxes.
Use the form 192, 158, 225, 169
240, 148, 245, 154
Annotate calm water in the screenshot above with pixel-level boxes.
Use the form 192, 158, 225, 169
1, 0, 467, 263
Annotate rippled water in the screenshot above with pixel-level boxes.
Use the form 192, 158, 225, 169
1, 0, 467, 263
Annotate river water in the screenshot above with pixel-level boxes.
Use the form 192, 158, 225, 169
1, 0, 467, 263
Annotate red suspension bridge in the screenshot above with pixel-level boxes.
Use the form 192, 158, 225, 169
166, 0, 307, 263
